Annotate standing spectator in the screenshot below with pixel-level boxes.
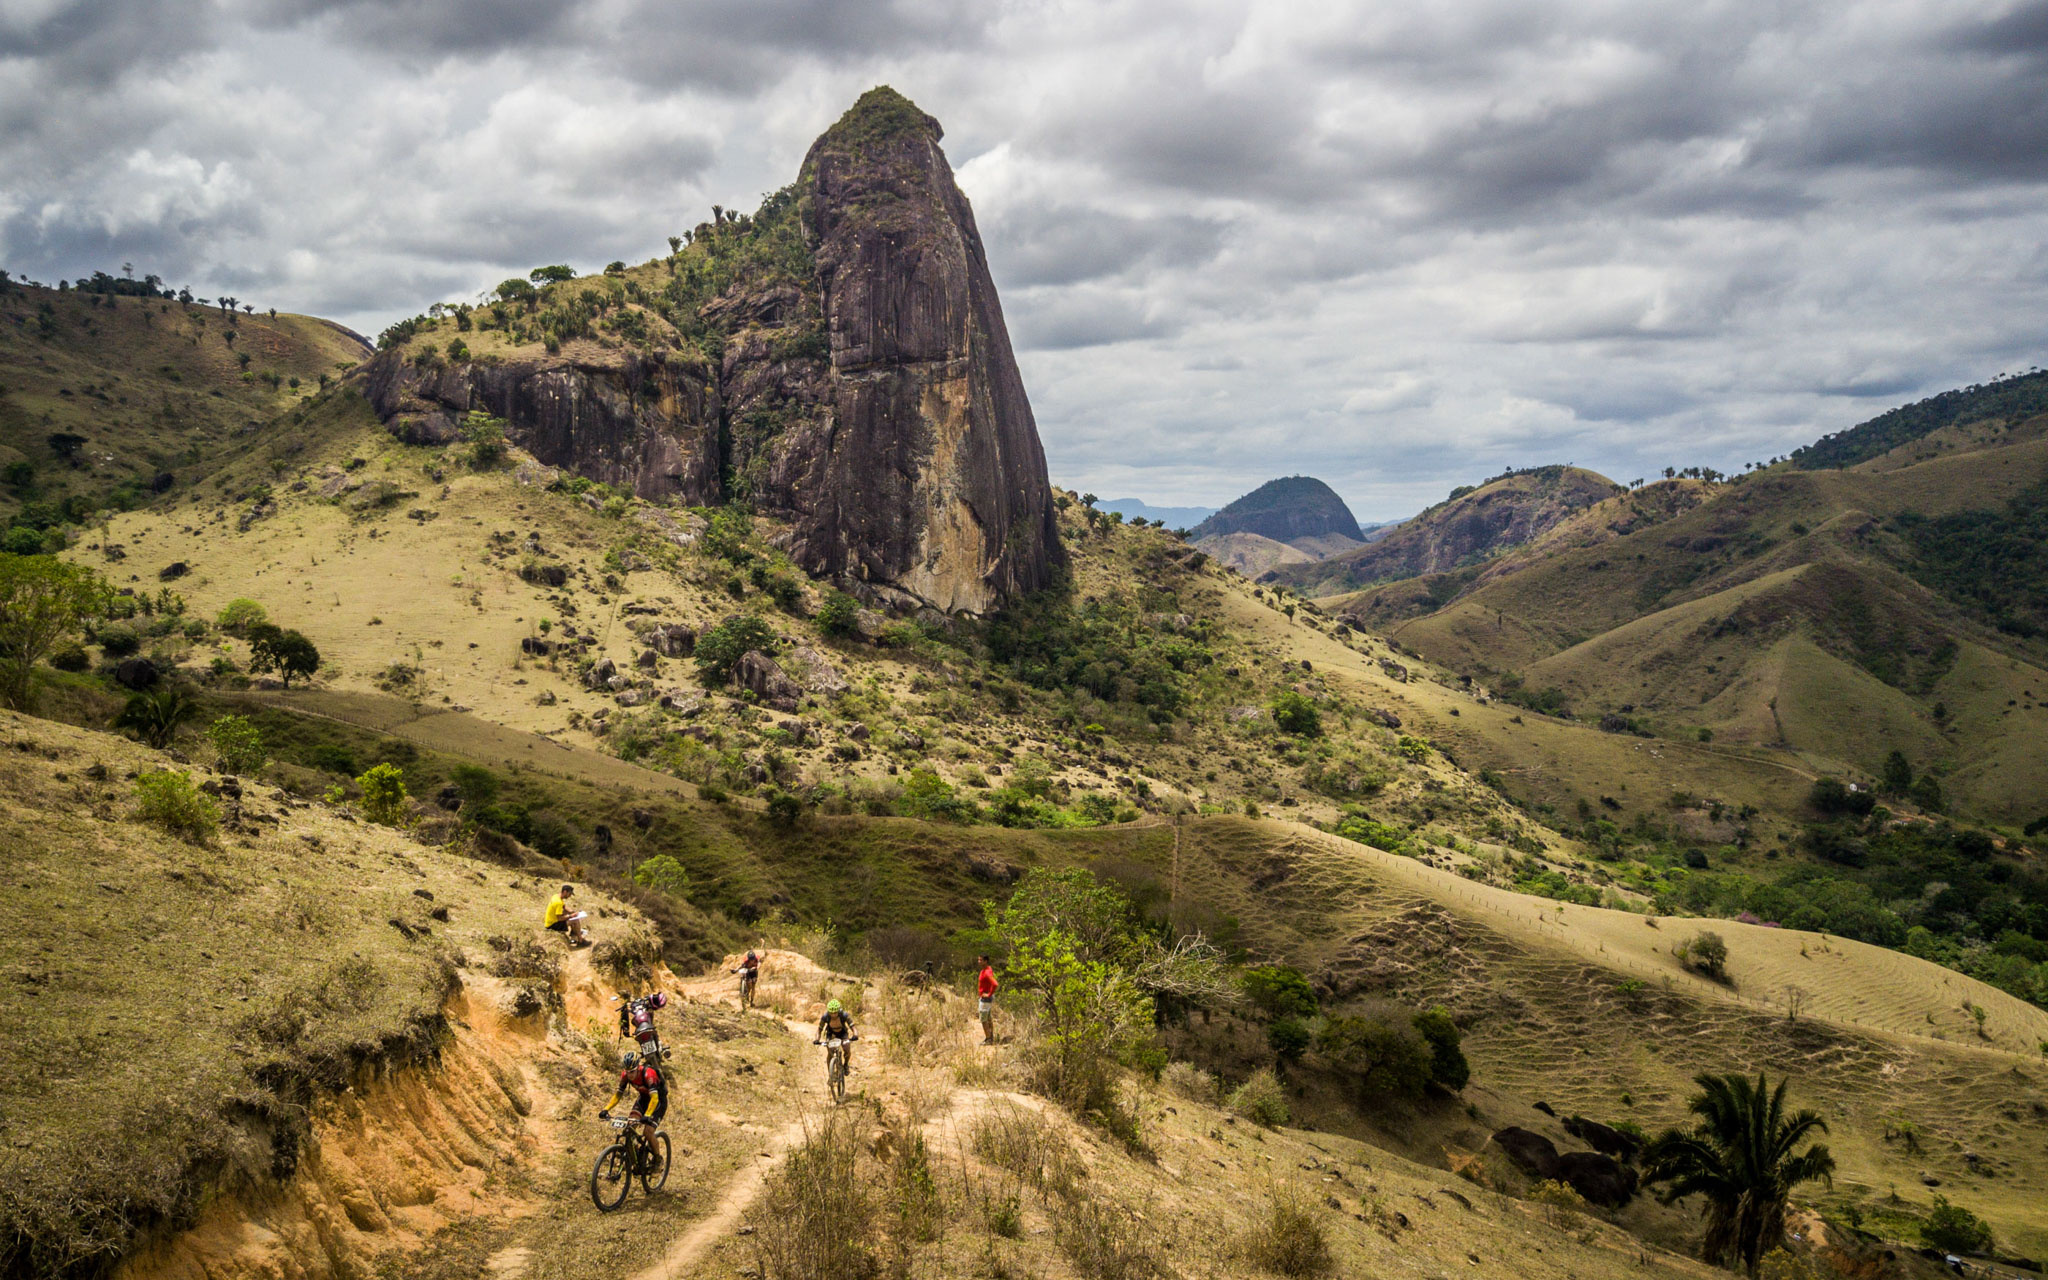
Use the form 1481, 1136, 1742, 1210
976, 954, 999, 1045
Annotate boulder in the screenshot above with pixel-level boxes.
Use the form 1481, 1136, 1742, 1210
735, 650, 802, 712
658, 691, 704, 716
1558, 1151, 1637, 1208
520, 637, 551, 656
781, 646, 849, 696
636, 649, 659, 669
1490, 1128, 1562, 1183
648, 623, 695, 658
157, 561, 190, 581
389, 412, 460, 446
616, 689, 645, 708
114, 657, 159, 691
583, 657, 617, 691
1372, 708, 1403, 730
846, 722, 871, 741
1564, 1116, 1642, 1163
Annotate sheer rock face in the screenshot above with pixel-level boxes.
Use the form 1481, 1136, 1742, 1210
361, 88, 1058, 615
364, 350, 722, 505
771, 90, 1059, 615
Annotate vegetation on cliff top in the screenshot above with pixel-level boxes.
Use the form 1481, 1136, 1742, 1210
1790, 368, 2048, 470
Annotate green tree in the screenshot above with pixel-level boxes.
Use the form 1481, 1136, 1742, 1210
205, 714, 266, 774
115, 687, 195, 749
0, 554, 112, 708
495, 278, 537, 306
1681, 930, 1730, 981
1314, 1015, 1432, 1099
1908, 774, 1944, 813
1640, 1073, 1835, 1276
694, 613, 776, 684
1921, 1194, 1993, 1255
1266, 1015, 1312, 1065
528, 264, 575, 286
700, 507, 754, 563
134, 769, 219, 844
1879, 750, 1914, 798
462, 413, 506, 468
1006, 928, 1153, 1112
216, 598, 268, 632
355, 762, 410, 826
815, 589, 860, 637
1242, 965, 1318, 1021
249, 625, 319, 687
633, 854, 692, 899
1271, 690, 1322, 737
1411, 1006, 1470, 1091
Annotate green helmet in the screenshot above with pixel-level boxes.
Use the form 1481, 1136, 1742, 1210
826, 999, 842, 1013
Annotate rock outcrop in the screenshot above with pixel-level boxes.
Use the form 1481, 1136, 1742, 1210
360, 87, 1058, 616
1193, 476, 1364, 543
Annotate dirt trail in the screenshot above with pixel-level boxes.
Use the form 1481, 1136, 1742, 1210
628, 951, 1022, 1280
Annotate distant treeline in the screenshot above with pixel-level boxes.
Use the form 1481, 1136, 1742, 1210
1792, 368, 2048, 470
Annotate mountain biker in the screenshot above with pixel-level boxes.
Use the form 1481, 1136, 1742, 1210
733, 949, 761, 1004
976, 954, 999, 1045
598, 1049, 667, 1168
813, 999, 858, 1075
543, 883, 590, 946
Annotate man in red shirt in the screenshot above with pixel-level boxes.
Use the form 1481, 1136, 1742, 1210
976, 955, 998, 1045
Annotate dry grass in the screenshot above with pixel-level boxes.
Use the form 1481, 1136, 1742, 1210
751, 1111, 879, 1280
1235, 1183, 1336, 1277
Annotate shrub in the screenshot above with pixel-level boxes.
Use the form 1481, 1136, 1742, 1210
1161, 1062, 1220, 1104
1315, 1014, 1432, 1099
47, 642, 88, 672
134, 770, 219, 844
751, 1112, 877, 1280
632, 854, 691, 899
896, 767, 977, 823
765, 789, 804, 828
1395, 735, 1432, 762
355, 762, 410, 826
1271, 690, 1322, 737
1922, 1195, 1993, 1254
1679, 930, 1729, 981
205, 715, 266, 774
308, 743, 357, 775
1228, 1068, 1291, 1127
114, 687, 193, 748
1238, 1185, 1334, 1277
97, 623, 141, 657
694, 613, 776, 684
1243, 965, 1318, 1019
216, 598, 268, 632
1412, 1006, 1470, 1091
816, 590, 860, 637
1049, 1187, 1167, 1280
1267, 1016, 1312, 1064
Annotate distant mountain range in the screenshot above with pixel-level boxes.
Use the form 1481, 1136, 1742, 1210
1096, 498, 1217, 527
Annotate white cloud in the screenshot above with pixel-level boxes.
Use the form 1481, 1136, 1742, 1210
1, 0, 2044, 521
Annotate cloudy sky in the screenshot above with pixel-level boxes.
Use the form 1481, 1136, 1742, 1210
5, 1, 2046, 520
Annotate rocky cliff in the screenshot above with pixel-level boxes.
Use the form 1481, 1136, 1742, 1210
361, 87, 1059, 616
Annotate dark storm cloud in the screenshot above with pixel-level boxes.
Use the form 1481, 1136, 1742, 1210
3, 0, 2047, 518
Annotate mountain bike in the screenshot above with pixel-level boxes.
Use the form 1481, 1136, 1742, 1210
818, 1035, 853, 1104
590, 1116, 671, 1211
735, 966, 758, 1010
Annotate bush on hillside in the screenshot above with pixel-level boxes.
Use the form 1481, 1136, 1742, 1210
134, 769, 219, 844
47, 642, 88, 672
694, 613, 776, 684
216, 598, 268, 632
815, 589, 860, 637
1678, 930, 1730, 981
1228, 1068, 1291, 1126
97, 623, 140, 657
114, 687, 193, 749
1922, 1195, 1994, 1254
1242, 965, 1319, 1021
1412, 1006, 1470, 1091
205, 715, 266, 775
1237, 1185, 1335, 1277
632, 854, 691, 899
1271, 690, 1322, 737
1316, 1014, 1433, 1100
355, 762, 410, 826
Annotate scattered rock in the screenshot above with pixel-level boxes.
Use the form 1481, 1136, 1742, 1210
1558, 1151, 1636, 1208
520, 637, 551, 656
1564, 1116, 1641, 1163
781, 646, 849, 696
617, 689, 645, 708
1372, 708, 1403, 730
846, 723, 871, 742
113, 657, 159, 691
1489, 1128, 1562, 1182
636, 649, 659, 669
157, 561, 190, 581
584, 657, 617, 691
735, 650, 802, 712
647, 623, 696, 658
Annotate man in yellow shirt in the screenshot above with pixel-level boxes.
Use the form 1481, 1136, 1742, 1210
543, 883, 590, 946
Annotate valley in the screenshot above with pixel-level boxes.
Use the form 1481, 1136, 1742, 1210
1, 86, 2045, 1280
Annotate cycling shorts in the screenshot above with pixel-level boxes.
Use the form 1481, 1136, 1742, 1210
634, 1093, 668, 1124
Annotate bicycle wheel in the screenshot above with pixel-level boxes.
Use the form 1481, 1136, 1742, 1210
590, 1142, 632, 1211
642, 1132, 672, 1192
828, 1051, 846, 1104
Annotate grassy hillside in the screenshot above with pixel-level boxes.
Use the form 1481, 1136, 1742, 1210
0, 277, 368, 554
1270, 464, 1623, 596
1791, 368, 2048, 470
0, 709, 648, 1278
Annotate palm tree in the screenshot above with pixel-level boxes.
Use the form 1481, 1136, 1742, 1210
1641, 1073, 1835, 1275
115, 687, 194, 749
